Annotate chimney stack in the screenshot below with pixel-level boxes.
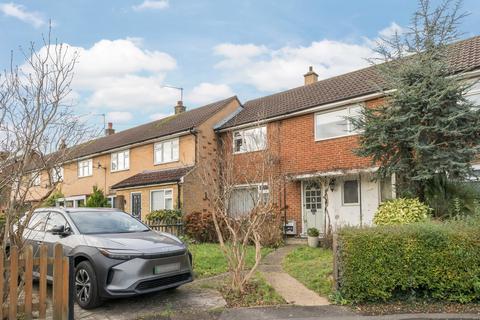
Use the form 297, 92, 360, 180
303, 66, 318, 85
58, 139, 67, 150
105, 122, 115, 136
174, 101, 186, 114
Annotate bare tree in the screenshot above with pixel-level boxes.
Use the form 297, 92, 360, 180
0, 29, 96, 254
198, 122, 283, 293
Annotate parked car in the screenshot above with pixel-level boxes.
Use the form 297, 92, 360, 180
22, 208, 193, 309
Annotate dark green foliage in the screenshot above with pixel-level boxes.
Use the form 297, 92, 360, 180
42, 190, 64, 207
425, 174, 480, 219
307, 227, 319, 237
146, 209, 182, 221
85, 185, 109, 207
336, 219, 480, 303
351, 0, 480, 199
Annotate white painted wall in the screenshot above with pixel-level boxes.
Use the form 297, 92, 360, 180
329, 173, 380, 230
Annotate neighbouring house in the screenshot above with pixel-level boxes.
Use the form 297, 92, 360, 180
217, 36, 480, 236
25, 97, 241, 220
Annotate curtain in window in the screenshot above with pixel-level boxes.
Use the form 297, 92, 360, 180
151, 191, 165, 211
229, 187, 257, 217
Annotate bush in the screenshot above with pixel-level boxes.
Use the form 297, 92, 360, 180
42, 190, 64, 207
85, 185, 108, 207
373, 198, 430, 225
257, 211, 284, 248
184, 211, 220, 243
146, 209, 182, 221
307, 227, 319, 237
336, 220, 480, 303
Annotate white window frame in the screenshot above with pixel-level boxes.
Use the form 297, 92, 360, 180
56, 195, 86, 208
51, 166, 64, 183
314, 104, 363, 141
342, 179, 360, 206
154, 138, 179, 165
111, 149, 130, 172
233, 126, 267, 154
32, 172, 41, 186
378, 176, 394, 203
229, 183, 269, 216
107, 195, 117, 208
465, 81, 480, 107
150, 188, 174, 211
77, 159, 93, 178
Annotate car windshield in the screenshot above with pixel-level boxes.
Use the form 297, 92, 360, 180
68, 211, 149, 234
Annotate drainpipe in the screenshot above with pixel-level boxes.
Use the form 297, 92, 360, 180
177, 181, 182, 210
359, 173, 363, 227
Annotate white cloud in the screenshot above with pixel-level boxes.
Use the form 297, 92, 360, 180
212, 24, 405, 92
132, 0, 169, 11
26, 38, 179, 110
149, 112, 172, 121
0, 2, 45, 28
106, 111, 133, 123
187, 82, 234, 105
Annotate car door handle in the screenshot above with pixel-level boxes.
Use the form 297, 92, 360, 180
36, 241, 43, 245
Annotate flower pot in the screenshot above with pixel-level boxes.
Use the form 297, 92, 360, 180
307, 236, 319, 248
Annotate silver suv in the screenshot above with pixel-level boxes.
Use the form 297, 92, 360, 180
24, 208, 193, 309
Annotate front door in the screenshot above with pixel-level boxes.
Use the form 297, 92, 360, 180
131, 193, 142, 219
302, 180, 324, 234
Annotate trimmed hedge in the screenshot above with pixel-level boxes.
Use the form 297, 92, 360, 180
337, 220, 480, 303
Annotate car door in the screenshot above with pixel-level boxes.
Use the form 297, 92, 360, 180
44, 211, 69, 277
23, 211, 49, 257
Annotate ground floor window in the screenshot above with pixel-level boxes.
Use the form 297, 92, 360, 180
380, 176, 394, 202
107, 195, 117, 208
342, 179, 359, 205
229, 184, 269, 217
56, 195, 86, 208
150, 189, 174, 211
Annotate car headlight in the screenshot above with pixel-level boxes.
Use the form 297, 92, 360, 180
99, 248, 143, 260
160, 232, 184, 245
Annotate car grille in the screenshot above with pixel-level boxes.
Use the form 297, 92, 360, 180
135, 273, 191, 291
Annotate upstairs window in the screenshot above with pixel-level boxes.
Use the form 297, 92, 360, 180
111, 150, 130, 172
51, 166, 64, 183
78, 159, 93, 177
154, 138, 179, 164
32, 172, 41, 186
466, 81, 480, 107
315, 105, 362, 140
233, 126, 267, 153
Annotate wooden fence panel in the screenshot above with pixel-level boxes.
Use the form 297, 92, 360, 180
53, 244, 63, 320
8, 246, 18, 320
0, 247, 3, 320
24, 246, 33, 320
146, 218, 184, 236
39, 244, 48, 319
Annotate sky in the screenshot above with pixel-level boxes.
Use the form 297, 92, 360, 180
1, 0, 480, 132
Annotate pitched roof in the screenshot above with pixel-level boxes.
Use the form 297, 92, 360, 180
111, 166, 193, 189
220, 36, 480, 129
67, 96, 238, 160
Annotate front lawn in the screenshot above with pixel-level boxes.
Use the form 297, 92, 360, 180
283, 246, 333, 297
189, 243, 273, 278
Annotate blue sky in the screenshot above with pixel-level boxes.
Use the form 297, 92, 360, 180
1, 0, 480, 132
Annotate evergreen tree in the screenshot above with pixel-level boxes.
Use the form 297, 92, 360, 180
85, 185, 109, 207
352, 0, 480, 200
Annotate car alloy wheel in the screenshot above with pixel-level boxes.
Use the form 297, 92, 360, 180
75, 268, 91, 303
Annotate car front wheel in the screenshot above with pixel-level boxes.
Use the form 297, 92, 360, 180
75, 261, 102, 309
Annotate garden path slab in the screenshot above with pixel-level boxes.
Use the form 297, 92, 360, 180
259, 245, 330, 306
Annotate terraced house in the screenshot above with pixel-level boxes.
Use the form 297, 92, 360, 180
26, 97, 241, 220
217, 36, 480, 236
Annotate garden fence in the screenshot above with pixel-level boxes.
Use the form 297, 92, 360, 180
146, 218, 184, 236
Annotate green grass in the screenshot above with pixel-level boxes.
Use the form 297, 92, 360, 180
189, 243, 273, 278
283, 246, 333, 296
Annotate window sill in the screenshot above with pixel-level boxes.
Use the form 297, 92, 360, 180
154, 160, 179, 166
342, 203, 360, 207
77, 174, 93, 178
314, 133, 359, 142
111, 168, 129, 173
233, 148, 266, 155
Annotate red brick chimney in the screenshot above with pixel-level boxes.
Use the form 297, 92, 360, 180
304, 66, 318, 85
105, 122, 115, 136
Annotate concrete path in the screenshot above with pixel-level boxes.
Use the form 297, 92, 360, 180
219, 306, 480, 320
258, 245, 330, 306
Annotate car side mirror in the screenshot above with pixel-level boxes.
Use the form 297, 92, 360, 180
48, 225, 71, 237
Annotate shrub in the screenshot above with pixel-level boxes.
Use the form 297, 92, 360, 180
256, 211, 284, 248
42, 190, 64, 207
336, 221, 480, 303
307, 227, 319, 237
184, 211, 220, 243
146, 209, 182, 221
85, 185, 108, 207
373, 198, 430, 226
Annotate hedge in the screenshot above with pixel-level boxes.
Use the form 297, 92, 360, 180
336, 219, 480, 303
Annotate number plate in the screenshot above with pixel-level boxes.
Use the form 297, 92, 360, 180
154, 263, 180, 274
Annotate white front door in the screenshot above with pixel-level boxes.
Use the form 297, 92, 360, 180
302, 180, 324, 234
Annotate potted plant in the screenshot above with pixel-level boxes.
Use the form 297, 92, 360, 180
307, 227, 319, 247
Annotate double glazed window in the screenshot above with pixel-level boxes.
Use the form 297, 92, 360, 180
229, 184, 269, 217
315, 105, 362, 140
466, 81, 480, 107
233, 126, 267, 153
32, 172, 41, 186
380, 176, 394, 202
154, 138, 179, 164
51, 166, 64, 183
111, 150, 130, 172
342, 179, 359, 205
150, 189, 174, 211
78, 159, 93, 177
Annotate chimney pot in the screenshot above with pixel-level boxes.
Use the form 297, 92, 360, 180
105, 122, 115, 136
304, 66, 318, 85
174, 100, 186, 114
